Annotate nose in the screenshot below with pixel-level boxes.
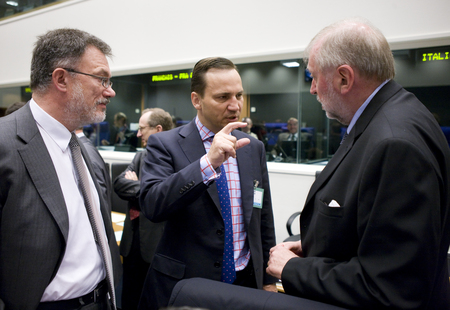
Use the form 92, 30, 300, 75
103, 86, 116, 98
228, 96, 241, 111
310, 79, 317, 95
137, 130, 142, 138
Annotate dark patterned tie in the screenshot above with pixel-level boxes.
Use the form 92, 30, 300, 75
69, 133, 116, 309
216, 164, 236, 283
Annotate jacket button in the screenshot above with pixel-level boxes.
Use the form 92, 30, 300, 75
214, 261, 221, 268
216, 229, 224, 236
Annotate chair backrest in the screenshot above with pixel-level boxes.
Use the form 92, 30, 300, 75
110, 162, 130, 214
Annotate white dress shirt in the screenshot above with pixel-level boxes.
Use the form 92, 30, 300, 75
30, 99, 105, 301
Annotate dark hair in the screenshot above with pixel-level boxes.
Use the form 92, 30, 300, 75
190, 57, 237, 97
143, 108, 174, 131
30, 28, 112, 94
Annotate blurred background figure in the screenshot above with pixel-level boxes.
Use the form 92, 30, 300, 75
241, 117, 258, 139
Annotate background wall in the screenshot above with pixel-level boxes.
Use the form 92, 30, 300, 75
1, 0, 449, 241
0, 0, 449, 87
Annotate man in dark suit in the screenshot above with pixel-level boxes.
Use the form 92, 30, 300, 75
0, 29, 121, 309
138, 57, 277, 310
114, 108, 173, 310
267, 18, 450, 309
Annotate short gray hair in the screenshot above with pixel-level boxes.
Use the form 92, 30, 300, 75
142, 108, 173, 131
304, 17, 395, 82
30, 28, 112, 94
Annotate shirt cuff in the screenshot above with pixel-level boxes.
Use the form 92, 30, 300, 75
200, 154, 219, 185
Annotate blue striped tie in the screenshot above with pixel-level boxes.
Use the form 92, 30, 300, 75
216, 164, 236, 283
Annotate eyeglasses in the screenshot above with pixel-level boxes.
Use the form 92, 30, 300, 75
63, 68, 113, 88
138, 126, 149, 131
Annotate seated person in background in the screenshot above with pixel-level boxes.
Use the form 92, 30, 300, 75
273, 117, 299, 160
102, 111, 130, 145
241, 117, 258, 139
278, 117, 299, 142
114, 108, 173, 310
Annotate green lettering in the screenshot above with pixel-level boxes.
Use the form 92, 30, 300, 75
428, 53, 433, 61
422, 53, 427, 61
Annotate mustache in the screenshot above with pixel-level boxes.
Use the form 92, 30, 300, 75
97, 98, 110, 105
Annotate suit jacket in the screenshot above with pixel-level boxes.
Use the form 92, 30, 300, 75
169, 278, 348, 310
282, 80, 450, 309
79, 134, 112, 213
113, 150, 165, 263
0, 103, 122, 309
138, 119, 277, 310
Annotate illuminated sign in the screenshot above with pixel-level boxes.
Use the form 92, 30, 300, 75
151, 72, 192, 82
422, 51, 449, 62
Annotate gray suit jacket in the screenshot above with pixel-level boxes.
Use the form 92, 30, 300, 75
0, 103, 121, 309
138, 119, 277, 310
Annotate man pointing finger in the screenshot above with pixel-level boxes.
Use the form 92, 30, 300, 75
138, 57, 277, 310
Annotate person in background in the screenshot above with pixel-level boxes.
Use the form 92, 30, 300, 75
5, 101, 26, 115
267, 17, 450, 309
114, 107, 173, 310
138, 57, 277, 310
241, 117, 258, 139
0, 28, 121, 309
277, 117, 298, 142
103, 112, 130, 145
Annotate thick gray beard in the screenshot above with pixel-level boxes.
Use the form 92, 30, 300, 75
63, 80, 107, 129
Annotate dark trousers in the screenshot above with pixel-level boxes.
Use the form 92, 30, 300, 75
121, 220, 150, 310
233, 258, 257, 289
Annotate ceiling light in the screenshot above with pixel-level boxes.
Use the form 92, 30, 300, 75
281, 61, 300, 68
6, 1, 19, 6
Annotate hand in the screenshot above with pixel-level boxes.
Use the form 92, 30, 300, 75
124, 170, 138, 181
263, 283, 278, 293
207, 122, 250, 169
266, 241, 303, 279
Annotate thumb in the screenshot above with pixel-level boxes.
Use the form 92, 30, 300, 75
236, 137, 250, 150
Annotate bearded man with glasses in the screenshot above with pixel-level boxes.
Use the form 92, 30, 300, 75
0, 28, 121, 310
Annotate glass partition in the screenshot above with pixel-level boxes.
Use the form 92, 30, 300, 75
1, 45, 449, 162
0, 0, 67, 20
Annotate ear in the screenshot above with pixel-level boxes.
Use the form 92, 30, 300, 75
155, 125, 163, 133
336, 65, 354, 95
50, 68, 69, 92
191, 92, 202, 111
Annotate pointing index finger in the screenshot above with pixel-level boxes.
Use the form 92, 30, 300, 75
220, 122, 248, 135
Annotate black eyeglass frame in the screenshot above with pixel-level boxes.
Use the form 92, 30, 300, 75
57, 68, 113, 88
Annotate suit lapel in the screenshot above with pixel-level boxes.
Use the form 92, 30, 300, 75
16, 105, 69, 242
235, 132, 253, 228
178, 120, 222, 209
304, 80, 402, 207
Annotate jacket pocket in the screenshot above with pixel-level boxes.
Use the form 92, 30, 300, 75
152, 253, 186, 280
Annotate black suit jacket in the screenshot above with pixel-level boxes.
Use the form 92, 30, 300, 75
282, 81, 450, 309
0, 103, 121, 309
113, 150, 165, 263
138, 119, 276, 309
